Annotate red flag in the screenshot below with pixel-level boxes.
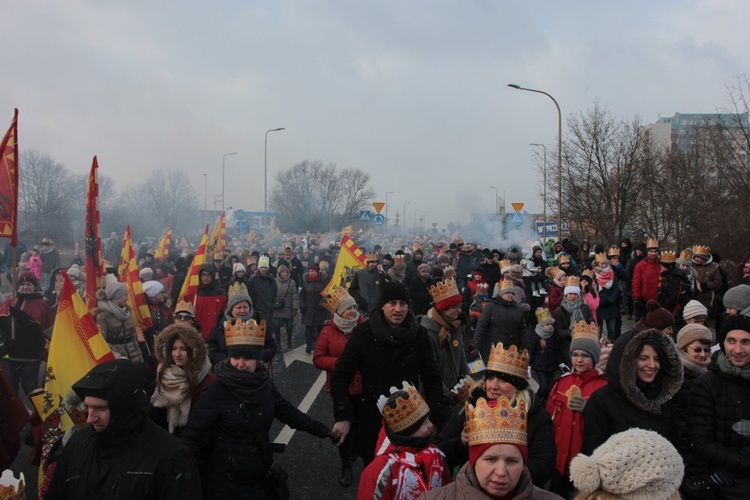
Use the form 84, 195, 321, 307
178, 225, 209, 303
0, 109, 19, 247
124, 252, 153, 331
84, 156, 105, 309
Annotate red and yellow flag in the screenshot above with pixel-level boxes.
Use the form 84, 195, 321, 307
39, 270, 116, 486
117, 224, 135, 281
84, 156, 106, 310
153, 227, 172, 261
0, 109, 19, 247
178, 224, 209, 303
124, 253, 153, 331
321, 235, 367, 296
207, 211, 226, 255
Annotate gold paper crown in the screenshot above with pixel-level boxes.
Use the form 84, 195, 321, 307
607, 246, 620, 257
393, 254, 406, 265
646, 238, 659, 249
557, 254, 571, 264
365, 252, 379, 263
376, 381, 430, 434
466, 396, 527, 448
565, 275, 581, 288
213, 252, 223, 261
476, 282, 490, 294
498, 279, 515, 293
582, 269, 595, 282
224, 318, 266, 348
499, 259, 513, 273
412, 244, 421, 252
677, 249, 693, 263
322, 287, 351, 314
660, 250, 676, 264
545, 266, 564, 279
443, 265, 456, 280
228, 282, 250, 301
692, 244, 710, 257
451, 375, 474, 402
428, 278, 460, 303
571, 320, 600, 342
594, 252, 609, 264
487, 343, 530, 378
535, 307, 552, 324
454, 238, 464, 245
174, 299, 195, 316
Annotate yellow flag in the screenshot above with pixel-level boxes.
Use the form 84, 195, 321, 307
321, 235, 367, 296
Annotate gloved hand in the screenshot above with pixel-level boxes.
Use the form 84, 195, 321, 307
568, 395, 587, 413
634, 299, 645, 315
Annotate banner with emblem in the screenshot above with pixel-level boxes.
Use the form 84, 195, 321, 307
178, 224, 209, 303
0, 109, 19, 247
321, 235, 367, 297
84, 156, 106, 310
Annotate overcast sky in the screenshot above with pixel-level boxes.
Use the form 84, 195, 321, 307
2, 1, 749, 228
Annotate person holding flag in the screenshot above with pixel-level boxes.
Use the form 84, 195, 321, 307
92, 281, 144, 365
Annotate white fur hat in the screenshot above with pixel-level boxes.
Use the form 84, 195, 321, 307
570, 428, 683, 500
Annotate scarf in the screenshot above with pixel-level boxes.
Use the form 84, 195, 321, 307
213, 358, 273, 404
678, 350, 709, 376
387, 268, 405, 283
561, 297, 585, 324
97, 300, 131, 321
717, 351, 750, 381
593, 265, 614, 289
333, 312, 359, 333
151, 364, 191, 433
535, 324, 554, 339
427, 308, 460, 347
370, 310, 419, 347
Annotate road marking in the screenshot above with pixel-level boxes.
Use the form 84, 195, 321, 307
283, 344, 315, 368
273, 370, 327, 445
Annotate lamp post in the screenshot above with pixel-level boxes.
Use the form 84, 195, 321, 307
221, 153, 237, 212
385, 191, 395, 234
413, 209, 420, 234
203, 173, 208, 226
530, 143, 547, 241
488, 186, 499, 216
508, 84, 563, 236
403, 201, 411, 237
264, 127, 285, 230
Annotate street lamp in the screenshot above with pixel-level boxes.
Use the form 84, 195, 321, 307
385, 191, 395, 234
264, 127, 285, 230
403, 201, 411, 237
221, 153, 237, 211
413, 209, 420, 234
203, 173, 208, 226
530, 143, 548, 241
488, 186, 499, 216
508, 84, 563, 236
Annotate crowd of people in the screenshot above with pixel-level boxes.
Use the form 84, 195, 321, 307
1, 231, 749, 499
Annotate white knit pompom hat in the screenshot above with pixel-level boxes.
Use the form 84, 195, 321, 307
570, 428, 683, 500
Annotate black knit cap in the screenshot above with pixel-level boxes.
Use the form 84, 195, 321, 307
486, 369, 529, 390
719, 314, 750, 353
378, 281, 410, 308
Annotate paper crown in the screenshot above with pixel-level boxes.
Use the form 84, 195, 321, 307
213, 252, 223, 261
322, 287, 352, 314
594, 252, 609, 264
376, 381, 430, 434
571, 320, 600, 342
565, 275, 581, 288
498, 279, 515, 294
228, 282, 250, 301
442, 265, 456, 280
258, 254, 270, 268
581, 269, 595, 282
174, 299, 196, 317
487, 343, 530, 378
224, 318, 266, 348
646, 238, 659, 249
535, 307, 553, 325
0, 470, 25, 500
412, 244, 422, 252
607, 246, 620, 257
466, 396, 527, 448
365, 252, 379, 263
476, 282, 490, 294
499, 259, 513, 273
429, 278, 460, 304
393, 254, 406, 265
545, 266, 564, 279
692, 245, 710, 258
557, 254, 571, 264
451, 375, 474, 403
660, 250, 676, 264
677, 248, 693, 264
454, 238, 464, 245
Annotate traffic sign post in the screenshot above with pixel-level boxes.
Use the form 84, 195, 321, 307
373, 214, 385, 225
359, 210, 371, 222
235, 219, 247, 233
372, 202, 385, 214
509, 212, 524, 226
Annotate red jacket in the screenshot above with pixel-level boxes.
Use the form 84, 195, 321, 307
547, 284, 564, 315
313, 318, 364, 395
546, 368, 607, 475
194, 294, 227, 340
632, 258, 662, 301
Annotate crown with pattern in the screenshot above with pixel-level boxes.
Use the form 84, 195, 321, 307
499, 259, 513, 273
565, 275, 581, 288
376, 381, 430, 434
581, 269, 595, 282
174, 299, 195, 317
476, 282, 490, 295
571, 320, 600, 342
451, 375, 474, 403
228, 282, 250, 301
365, 252, 379, 263
660, 250, 676, 264
224, 318, 266, 348
498, 278, 515, 294
676, 248, 694, 264
692, 244, 710, 258
0, 470, 25, 500
557, 254, 571, 264
322, 287, 352, 314
594, 252, 609, 265
393, 254, 406, 266
466, 396, 527, 448
443, 265, 456, 280
429, 278, 460, 304
535, 307, 553, 325
486, 343, 530, 378
646, 238, 659, 249
607, 246, 620, 258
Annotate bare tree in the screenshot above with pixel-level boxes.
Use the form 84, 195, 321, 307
339, 168, 376, 223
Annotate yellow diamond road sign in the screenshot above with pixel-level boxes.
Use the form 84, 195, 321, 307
511, 203, 524, 213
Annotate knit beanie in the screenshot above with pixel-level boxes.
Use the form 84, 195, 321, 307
233, 263, 246, 274
570, 334, 601, 366
335, 294, 357, 316
509, 264, 524, 281
378, 281, 410, 308
227, 290, 253, 318
142, 280, 164, 298
570, 428, 683, 500
139, 267, 154, 279
18, 271, 39, 289
723, 284, 750, 312
676, 324, 713, 350
681, 299, 707, 320
417, 263, 431, 274
644, 300, 674, 331
104, 282, 128, 302
718, 314, 750, 353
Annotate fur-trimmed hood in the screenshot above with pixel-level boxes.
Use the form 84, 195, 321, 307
154, 323, 208, 374
224, 252, 240, 267
606, 328, 683, 415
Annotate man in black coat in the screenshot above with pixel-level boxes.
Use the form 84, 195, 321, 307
330, 281, 445, 465
47, 359, 201, 499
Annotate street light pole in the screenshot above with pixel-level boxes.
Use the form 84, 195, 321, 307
508, 84, 563, 236
530, 143, 548, 242
385, 191, 395, 234
264, 127, 285, 230
221, 153, 237, 212
488, 186, 499, 216
403, 201, 411, 237
413, 209, 420, 234
203, 173, 208, 226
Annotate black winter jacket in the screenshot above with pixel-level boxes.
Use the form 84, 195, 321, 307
472, 297, 527, 363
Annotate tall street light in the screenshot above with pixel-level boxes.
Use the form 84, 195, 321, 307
222, 153, 237, 211
488, 186, 499, 216
403, 201, 411, 237
508, 84, 562, 236
413, 209, 420, 234
530, 143, 548, 242
385, 191, 395, 234
203, 173, 208, 226
264, 127, 285, 230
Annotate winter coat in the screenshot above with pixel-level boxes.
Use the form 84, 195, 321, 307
672, 360, 706, 480
409, 275, 435, 317
248, 272, 278, 325
419, 463, 562, 500
691, 257, 722, 309
313, 317, 365, 394
181, 362, 330, 499
435, 387, 556, 487
688, 354, 750, 498
0, 292, 53, 360
581, 328, 683, 455
40, 245, 60, 274
528, 332, 563, 374
349, 267, 384, 314
472, 297, 527, 363
276, 256, 304, 289
28, 254, 43, 280
299, 272, 329, 327
546, 368, 607, 475
632, 257, 661, 302
596, 279, 622, 321
92, 298, 144, 365
478, 261, 501, 293
420, 311, 469, 399
553, 301, 594, 366
194, 264, 228, 339
547, 284, 563, 315
658, 266, 692, 315
273, 276, 299, 319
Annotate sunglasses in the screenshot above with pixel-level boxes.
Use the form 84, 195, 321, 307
689, 346, 711, 354
174, 314, 193, 320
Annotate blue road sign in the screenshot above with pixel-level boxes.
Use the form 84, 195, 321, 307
235, 219, 247, 232
509, 212, 524, 226
359, 210, 371, 221
373, 214, 385, 225
234, 209, 247, 220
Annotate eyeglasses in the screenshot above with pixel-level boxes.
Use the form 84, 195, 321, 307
174, 314, 193, 320
571, 352, 591, 359
689, 346, 711, 354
